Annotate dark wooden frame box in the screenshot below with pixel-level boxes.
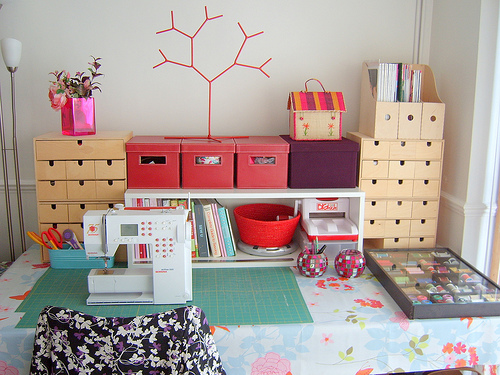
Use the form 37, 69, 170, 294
364, 248, 500, 319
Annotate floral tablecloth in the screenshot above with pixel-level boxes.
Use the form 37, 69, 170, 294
0, 247, 499, 375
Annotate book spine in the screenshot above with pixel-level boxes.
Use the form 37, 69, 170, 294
202, 201, 222, 257
190, 201, 198, 258
212, 202, 227, 257
194, 200, 210, 257
226, 207, 237, 256
218, 206, 235, 256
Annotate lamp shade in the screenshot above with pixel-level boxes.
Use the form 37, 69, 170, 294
1, 38, 22, 69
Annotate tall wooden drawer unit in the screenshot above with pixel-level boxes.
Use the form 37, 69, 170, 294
34, 131, 133, 261
347, 131, 444, 248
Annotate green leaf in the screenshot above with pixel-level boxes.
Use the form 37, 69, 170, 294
420, 343, 429, 349
409, 352, 415, 362
345, 356, 354, 361
359, 321, 366, 329
339, 352, 345, 359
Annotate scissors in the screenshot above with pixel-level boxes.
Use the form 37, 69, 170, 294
27, 228, 63, 249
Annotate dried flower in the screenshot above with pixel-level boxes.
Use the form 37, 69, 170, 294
49, 56, 102, 111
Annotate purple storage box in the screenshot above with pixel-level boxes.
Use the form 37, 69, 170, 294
280, 135, 359, 188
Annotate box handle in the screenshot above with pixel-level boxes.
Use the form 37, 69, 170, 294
304, 78, 326, 92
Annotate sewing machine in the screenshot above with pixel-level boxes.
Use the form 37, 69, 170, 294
83, 206, 192, 305
299, 198, 358, 242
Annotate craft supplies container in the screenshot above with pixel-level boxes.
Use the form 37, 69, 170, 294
181, 138, 235, 188
280, 135, 359, 188
234, 136, 289, 188
126, 136, 181, 189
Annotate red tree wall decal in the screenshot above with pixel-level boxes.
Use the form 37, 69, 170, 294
154, 6, 272, 140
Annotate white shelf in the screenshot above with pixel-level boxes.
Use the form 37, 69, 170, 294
124, 188, 365, 268
125, 188, 365, 199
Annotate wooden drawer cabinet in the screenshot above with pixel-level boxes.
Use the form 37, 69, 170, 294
34, 131, 133, 261
347, 131, 444, 249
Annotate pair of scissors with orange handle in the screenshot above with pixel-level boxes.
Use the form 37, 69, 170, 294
27, 228, 63, 249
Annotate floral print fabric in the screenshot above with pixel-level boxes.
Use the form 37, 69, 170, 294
30, 305, 226, 375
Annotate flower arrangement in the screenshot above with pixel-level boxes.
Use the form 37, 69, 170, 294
48, 56, 102, 111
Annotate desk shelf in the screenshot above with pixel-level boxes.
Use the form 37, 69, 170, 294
124, 188, 365, 268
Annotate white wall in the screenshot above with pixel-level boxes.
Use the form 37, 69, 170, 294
428, 0, 500, 273
0, 0, 421, 260
5, 0, 497, 271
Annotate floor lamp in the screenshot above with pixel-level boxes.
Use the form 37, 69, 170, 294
1, 37, 25, 260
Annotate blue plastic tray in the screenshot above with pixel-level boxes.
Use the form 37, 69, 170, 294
49, 245, 114, 269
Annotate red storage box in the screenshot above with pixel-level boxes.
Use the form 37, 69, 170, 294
235, 136, 289, 188
181, 138, 235, 189
126, 136, 181, 189
280, 135, 359, 188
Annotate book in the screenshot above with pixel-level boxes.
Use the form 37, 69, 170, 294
225, 207, 237, 256
190, 200, 198, 257
199, 199, 222, 257
193, 199, 210, 257
366, 61, 422, 103
217, 204, 236, 256
211, 201, 227, 257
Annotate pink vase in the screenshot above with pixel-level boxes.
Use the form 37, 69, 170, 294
61, 97, 96, 136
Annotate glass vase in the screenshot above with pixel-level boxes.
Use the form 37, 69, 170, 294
61, 97, 96, 136
297, 250, 328, 278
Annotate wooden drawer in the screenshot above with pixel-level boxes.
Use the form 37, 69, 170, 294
360, 139, 390, 159
364, 219, 385, 237
360, 179, 388, 197
387, 179, 413, 198
414, 160, 441, 179
38, 203, 69, 223
36, 160, 66, 180
37, 180, 67, 200
68, 203, 99, 222
415, 140, 443, 159
385, 219, 411, 237
35, 139, 127, 160
410, 218, 437, 236
67, 180, 97, 200
409, 236, 436, 248
398, 102, 422, 140
386, 200, 412, 218
96, 180, 126, 199
360, 160, 389, 178
413, 179, 440, 198
95, 160, 126, 179
389, 141, 418, 160
66, 160, 95, 180
365, 200, 387, 218
412, 200, 439, 218
388, 160, 415, 179
383, 237, 410, 249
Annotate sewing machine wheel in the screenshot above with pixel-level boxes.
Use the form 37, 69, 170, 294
237, 239, 298, 257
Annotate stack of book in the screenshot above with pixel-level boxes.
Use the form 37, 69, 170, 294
367, 61, 422, 103
191, 199, 237, 258
130, 197, 188, 208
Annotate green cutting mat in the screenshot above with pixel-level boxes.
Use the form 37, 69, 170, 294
16, 267, 312, 328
